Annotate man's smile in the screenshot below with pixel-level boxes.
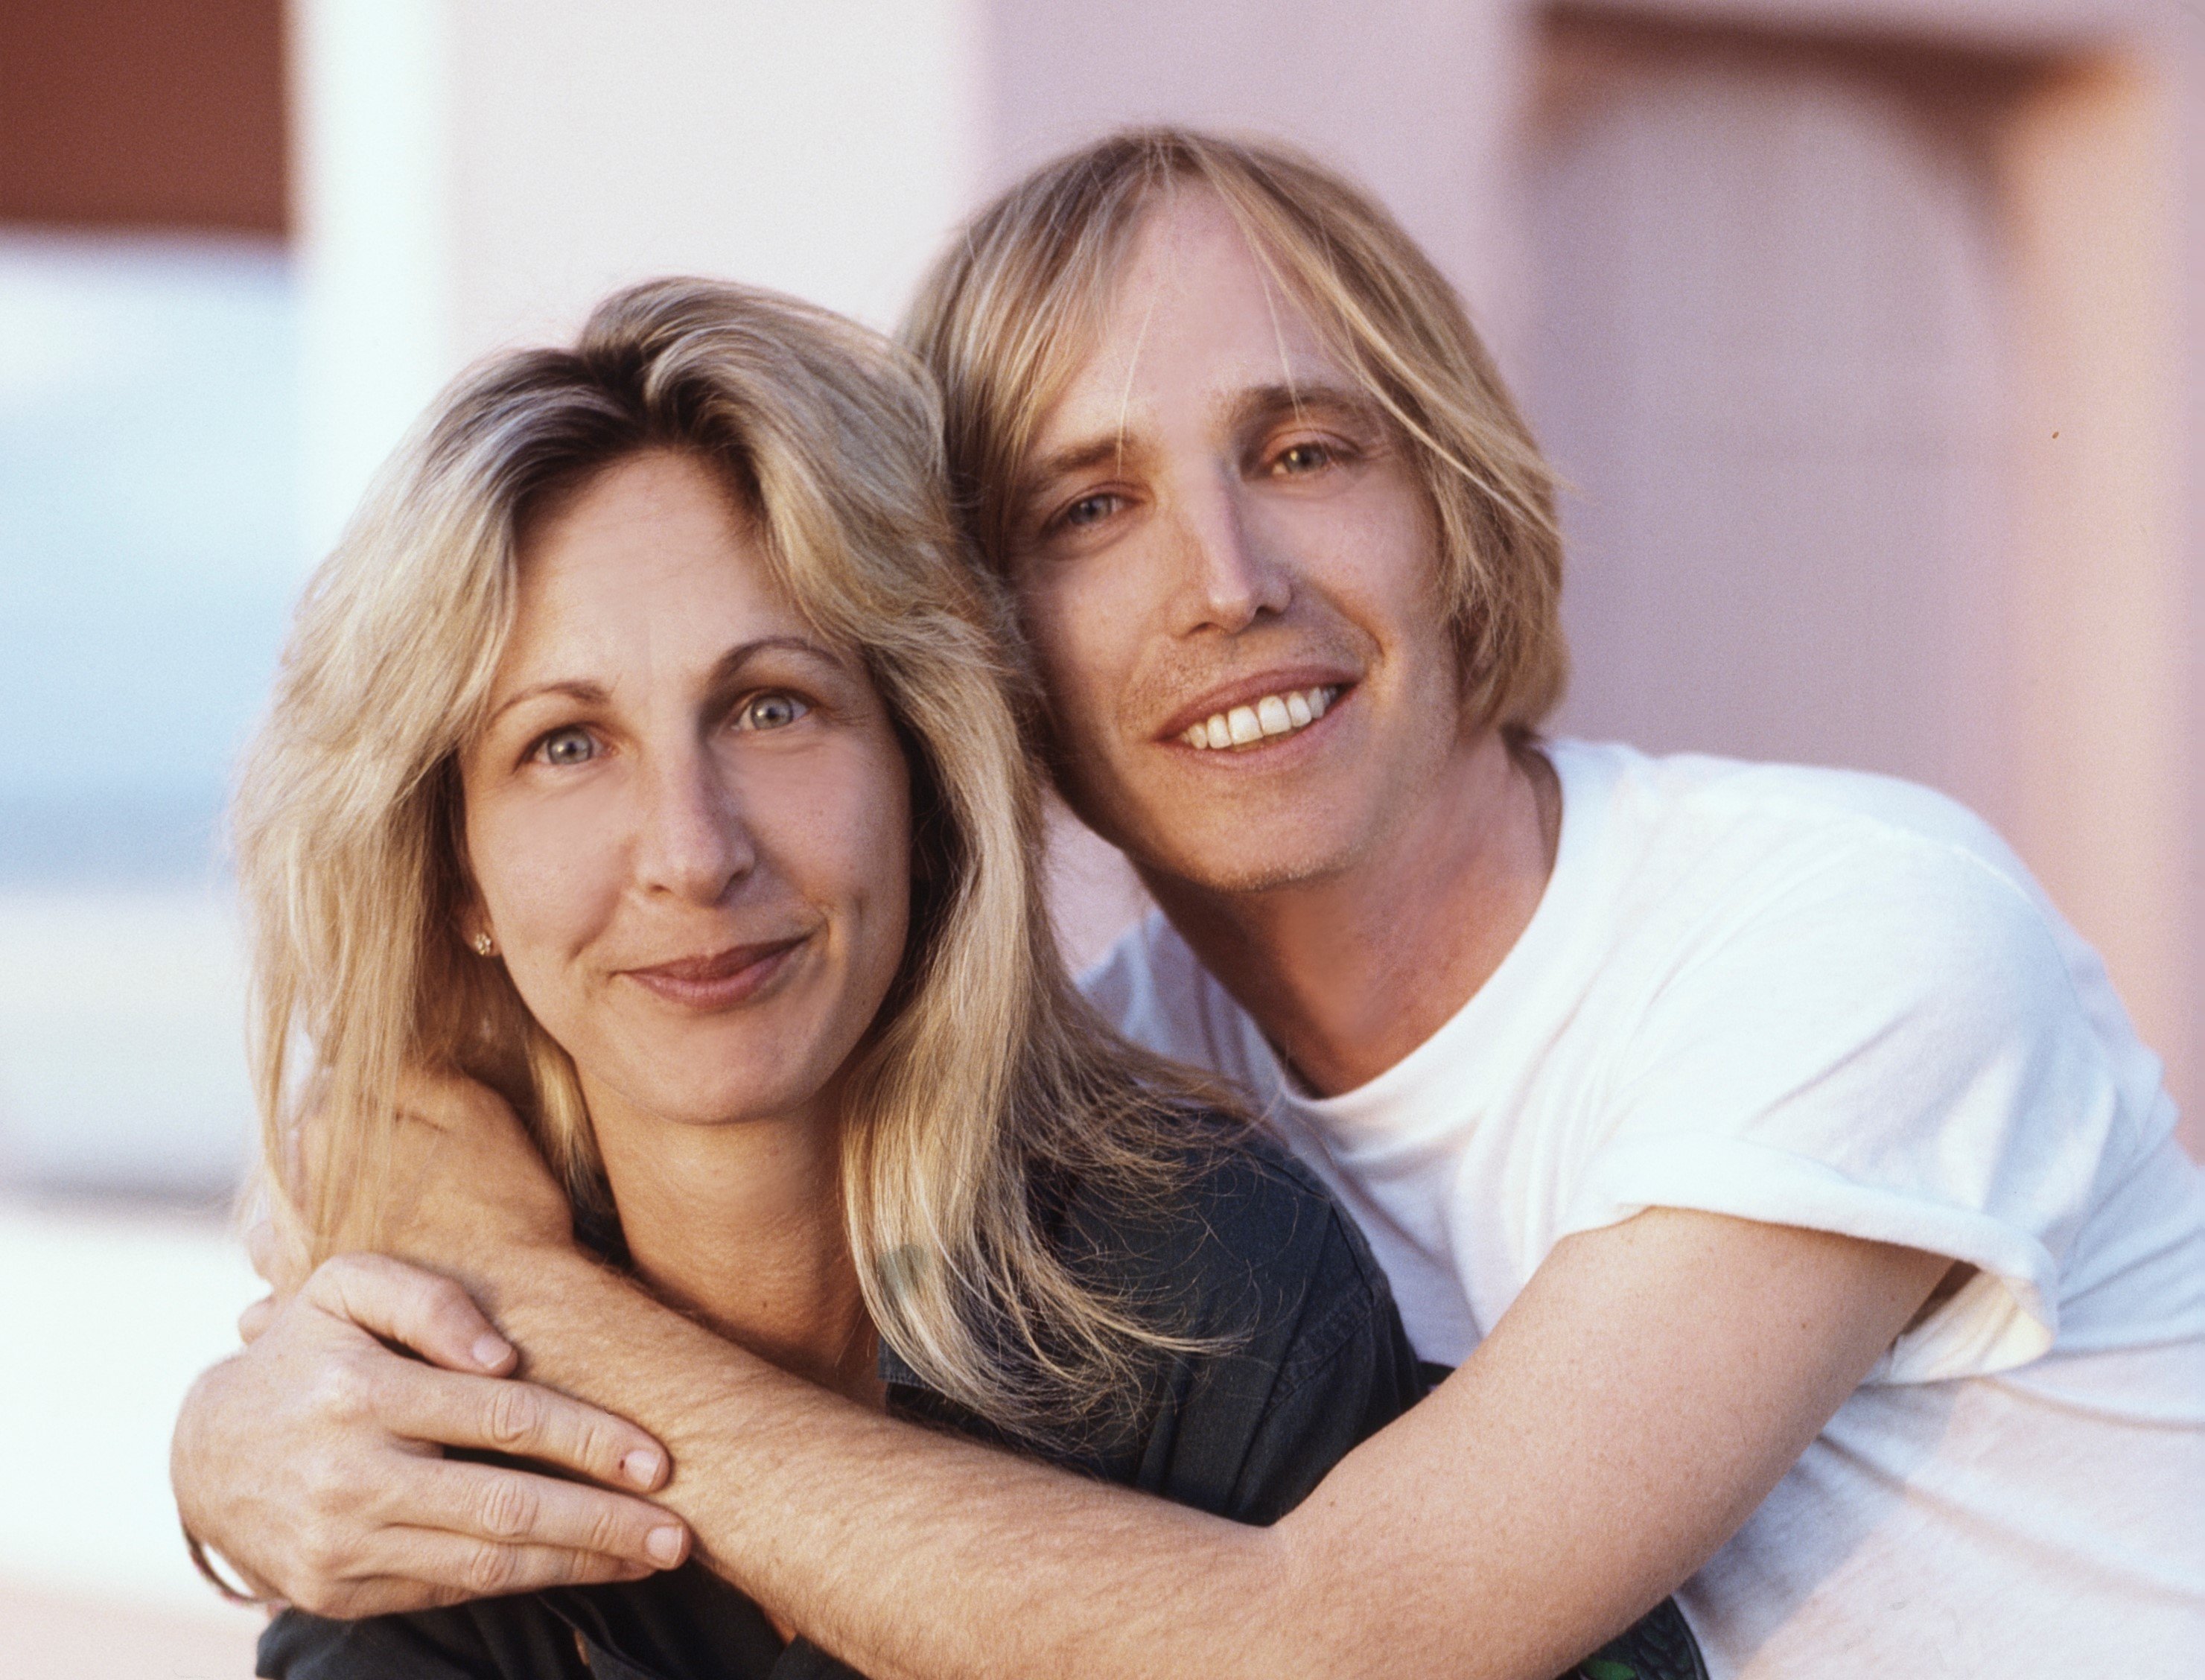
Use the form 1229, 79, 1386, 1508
1154, 670, 1358, 753
1176, 683, 1343, 751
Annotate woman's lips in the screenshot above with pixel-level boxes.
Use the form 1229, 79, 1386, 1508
620, 936, 806, 1010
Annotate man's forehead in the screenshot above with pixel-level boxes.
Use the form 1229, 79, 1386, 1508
1030, 200, 1358, 456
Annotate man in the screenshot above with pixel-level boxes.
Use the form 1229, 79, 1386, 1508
175, 130, 2205, 1676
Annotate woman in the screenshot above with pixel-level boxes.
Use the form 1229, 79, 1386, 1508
232, 278, 1693, 1680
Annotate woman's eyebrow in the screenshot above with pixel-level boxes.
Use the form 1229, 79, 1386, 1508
484, 678, 608, 728
709, 633, 847, 684
484, 637, 844, 728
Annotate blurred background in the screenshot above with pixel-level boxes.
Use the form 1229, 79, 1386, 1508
1, 0, 2200, 1672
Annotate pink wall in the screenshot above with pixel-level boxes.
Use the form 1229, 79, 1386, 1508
981, 0, 1539, 357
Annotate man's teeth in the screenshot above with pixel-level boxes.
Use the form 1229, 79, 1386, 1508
1183, 686, 1337, 751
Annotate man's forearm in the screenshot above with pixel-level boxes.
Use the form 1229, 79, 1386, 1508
465, 1211, 1938, 1680
485, 1247, 1325, 1680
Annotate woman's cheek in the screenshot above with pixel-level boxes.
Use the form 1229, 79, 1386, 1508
474, 789, 631, 974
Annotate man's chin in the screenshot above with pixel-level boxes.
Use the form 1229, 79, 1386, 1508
1131, 830, 1361, 900
1061, 778, 1367, 900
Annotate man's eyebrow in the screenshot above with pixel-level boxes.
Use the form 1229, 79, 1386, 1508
1023, 430, 1145, 491
484, 635, 844, 728
1226, 379, 1384, 433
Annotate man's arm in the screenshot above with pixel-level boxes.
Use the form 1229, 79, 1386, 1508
177, 1079, 1941, 1673
462, 1204, 1942, 1680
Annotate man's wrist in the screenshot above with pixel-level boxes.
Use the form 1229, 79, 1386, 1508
447, 1227, 598, 1323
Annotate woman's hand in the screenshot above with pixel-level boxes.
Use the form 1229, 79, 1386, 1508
175, 1251, 690, 1619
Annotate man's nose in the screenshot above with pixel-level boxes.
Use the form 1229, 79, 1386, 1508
634, 747, 754, 904
1167, 476, 1292, 636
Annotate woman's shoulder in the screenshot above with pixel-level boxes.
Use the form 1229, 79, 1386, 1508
1046, 1112, 1426, 1521
1046, 1109, 1387, 1326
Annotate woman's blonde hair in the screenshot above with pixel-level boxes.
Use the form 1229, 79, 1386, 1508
236, 278, 1215, 1442
903, 125, 1569, 735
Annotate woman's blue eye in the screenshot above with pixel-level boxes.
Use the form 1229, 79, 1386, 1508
739, 693, 808, 731
538, 727, 596, 766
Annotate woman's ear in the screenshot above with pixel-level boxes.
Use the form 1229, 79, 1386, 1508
456, 885, 498, 958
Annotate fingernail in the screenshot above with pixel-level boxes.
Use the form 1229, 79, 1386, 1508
472, 1333, 513, 1369
622, 1448, 664, 1489
645, 1525, 684, 1566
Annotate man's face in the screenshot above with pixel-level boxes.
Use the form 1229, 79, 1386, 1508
1009, 192, 1467, 895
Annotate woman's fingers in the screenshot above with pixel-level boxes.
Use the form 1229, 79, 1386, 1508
303, 1252, 519, 1375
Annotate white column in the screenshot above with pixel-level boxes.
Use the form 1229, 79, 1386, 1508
290, 0, 981, 556
290, 0, 454, 559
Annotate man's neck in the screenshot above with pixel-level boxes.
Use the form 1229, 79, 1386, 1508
585, 1085, 879, 1405
1144, 729, 1559, 1097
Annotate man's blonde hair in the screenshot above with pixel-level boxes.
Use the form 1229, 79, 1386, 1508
903, 125, 1568, 734
236, 279, 1216, 1442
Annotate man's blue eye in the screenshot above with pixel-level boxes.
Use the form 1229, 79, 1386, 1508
1277, 442, 1332, 474
540, 727, 596, 766
739, 693, 807, 731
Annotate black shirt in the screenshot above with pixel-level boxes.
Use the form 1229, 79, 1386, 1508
260, 1128, 1704, 1680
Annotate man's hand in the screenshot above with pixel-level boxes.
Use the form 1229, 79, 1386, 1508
376, 1070, 579, 1301
174, 1250, 690, 1619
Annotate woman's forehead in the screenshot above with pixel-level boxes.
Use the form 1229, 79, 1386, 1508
499, 452, 810, 688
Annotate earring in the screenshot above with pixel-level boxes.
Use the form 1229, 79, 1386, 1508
471, 931, 496, 958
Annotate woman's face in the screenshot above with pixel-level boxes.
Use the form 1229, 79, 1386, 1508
459, 449, 913, 1135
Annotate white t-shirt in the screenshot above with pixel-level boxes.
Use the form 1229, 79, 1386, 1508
1086, 739, 2205, 1678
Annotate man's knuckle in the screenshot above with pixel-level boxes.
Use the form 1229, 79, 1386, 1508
298, 1451, 362, 1519
314, 1253, 372, 1295
464, 1541, 519, 1595
483, 1383, 543, 1449
308, 1355, 375, 1424
567, 1416, 614, 1473
419, 1273, 468, 1316
295, 1520, 350, 1590
559, 1547, 620, 1587
583, 1501, 632, 1557
477, 1477, 540, 1540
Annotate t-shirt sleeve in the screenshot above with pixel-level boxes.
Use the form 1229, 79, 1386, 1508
1559, 832, 2135, 1384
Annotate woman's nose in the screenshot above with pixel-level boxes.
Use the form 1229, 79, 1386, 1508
634, 750, 754, 903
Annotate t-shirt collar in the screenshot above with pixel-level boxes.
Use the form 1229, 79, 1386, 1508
1235, 739, 1617, 1160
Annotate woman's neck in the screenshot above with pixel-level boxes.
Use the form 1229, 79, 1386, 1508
580, 1081, 880, 1405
